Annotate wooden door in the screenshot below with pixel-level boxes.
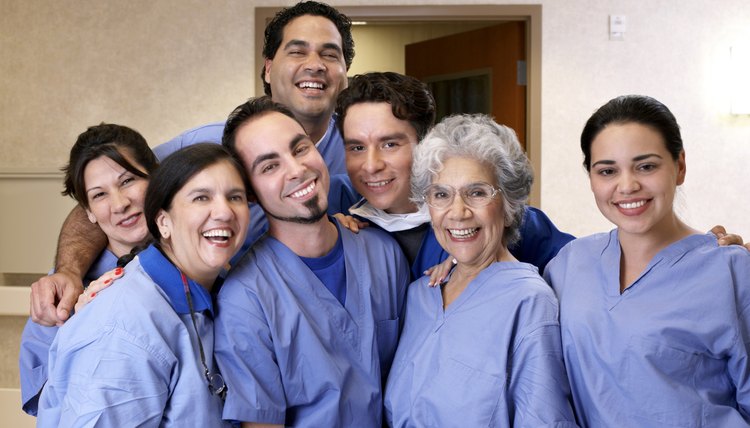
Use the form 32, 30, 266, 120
405, 22, 527, 149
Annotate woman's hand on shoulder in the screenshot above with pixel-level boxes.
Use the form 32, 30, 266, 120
333, 213, 369, 233
75, 267, 125, 313
425, 257, 457, 287
711, 225, 748, 251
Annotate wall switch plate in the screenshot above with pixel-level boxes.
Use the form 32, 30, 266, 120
609, 15, 626, 41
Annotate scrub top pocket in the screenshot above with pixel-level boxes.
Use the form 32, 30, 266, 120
624, 336, 705, 427
413, 357, 504, 427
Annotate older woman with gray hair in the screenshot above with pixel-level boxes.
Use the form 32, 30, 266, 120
384, 114, 576, 427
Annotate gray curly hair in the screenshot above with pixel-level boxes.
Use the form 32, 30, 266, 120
410, 114, 533, 246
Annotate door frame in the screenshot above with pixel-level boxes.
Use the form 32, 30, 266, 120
255, 5, 543, 206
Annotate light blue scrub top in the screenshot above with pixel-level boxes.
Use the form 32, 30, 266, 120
37, 245, 229, 427
214, 220, 410, 427
385, 262, 577, 427
19, 249, 118, 416
544, 231, 750, 427
154, 116, 346, 262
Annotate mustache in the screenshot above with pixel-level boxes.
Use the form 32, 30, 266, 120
282, 171, 318, 197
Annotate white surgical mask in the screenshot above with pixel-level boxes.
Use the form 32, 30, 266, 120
348, 199, 431, 232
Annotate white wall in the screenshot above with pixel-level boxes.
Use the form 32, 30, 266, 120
538, 0, 750, 238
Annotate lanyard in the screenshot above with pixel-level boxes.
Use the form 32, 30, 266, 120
180, 271, 227, 400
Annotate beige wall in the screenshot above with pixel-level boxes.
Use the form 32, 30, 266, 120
0, 0, 256, 167
1, 0, 749, 266
0, 174, 75, 273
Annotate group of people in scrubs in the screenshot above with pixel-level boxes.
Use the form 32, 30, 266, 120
20, 1, 750, 426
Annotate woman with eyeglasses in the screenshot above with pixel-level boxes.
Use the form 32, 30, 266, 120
20, 123, 158, 416
544, 95, 750, 426
37, 143, 250, 427
384, 114, 576, 427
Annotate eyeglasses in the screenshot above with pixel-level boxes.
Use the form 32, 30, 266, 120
180, 272, 227, 400
423, 182, 502, 209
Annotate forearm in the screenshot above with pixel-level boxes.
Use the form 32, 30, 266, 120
55, 205, 107, 277
31, 205, 107, 325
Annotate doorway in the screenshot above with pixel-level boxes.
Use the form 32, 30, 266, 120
405, 22, 527, 149
254, 5, 542, 206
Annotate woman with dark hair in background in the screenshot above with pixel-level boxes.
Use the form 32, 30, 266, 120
19, 123, 158, 416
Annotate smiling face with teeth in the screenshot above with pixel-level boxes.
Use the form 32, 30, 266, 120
429, 156, 509, 270
83, 152, 150, 258
234, 111, 330, 229
156, 160, 249, 288
264, 15, 348, 140
343, 102, 419, 214
589, 122, 686, 239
